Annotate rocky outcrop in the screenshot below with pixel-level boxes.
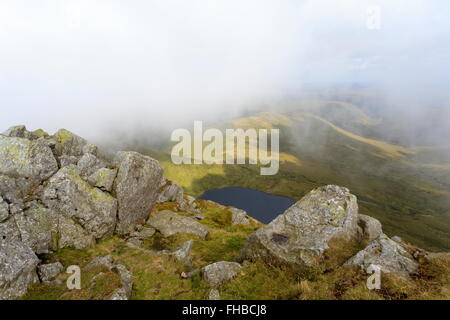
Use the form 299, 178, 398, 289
240, 185, 359, 270
113, 151, 163, 235
201, 261, 242, 287
0, 240, 39, 300
147, 210, 209, 240
0, 135, 58, 182
230, 208, 250, 226
0, 125, 166, 298
42, 165, 117, 240
344, 233, 419, 279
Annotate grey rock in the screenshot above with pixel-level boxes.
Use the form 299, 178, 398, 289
42, 165, 117, 240
147, 210, 209, 240
201, 261, 241, 287
344, 234, 419, 279
230, 208, 250, 226
77, 153, 106, 178
85, 255, 114, 270
87, 168, 117, 192
82, 143, 98, 156
0, 197, 9, 222
14, 206, 59, 254
129, 226, 156, 239
113, 151, 163, 235
0, 240, 39, 300
208, 289, 220, 300
57, 214, 95, 249
159, 240, 193, 263
392, 236, 403, 244
127, 237, 143, 247
110, 264, 133, 300
2, 125, 29, 138
357, 214, 382, 242
59, 155, 79, 168
0, 135, 58, 182
193, 214, 205, 220
157, 179, 184, 203
53, 129, 88, 159
38, 262, 63, 282
0, 174, 34, 205
239, 185, 359, 270
0, 217, 21, 242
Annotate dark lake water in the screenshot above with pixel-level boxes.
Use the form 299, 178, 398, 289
198, 187, 296, 224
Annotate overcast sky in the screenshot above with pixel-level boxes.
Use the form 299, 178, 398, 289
0, 0, 449, 141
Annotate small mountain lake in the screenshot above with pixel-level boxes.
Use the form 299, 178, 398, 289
198, 187, 296, 224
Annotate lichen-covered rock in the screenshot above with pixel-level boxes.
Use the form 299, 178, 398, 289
147, 210, 209, 240
14, 206, 59, 254
87, 168, 117, 192
42, 165, 117, 239
201, 261, 241, 287
239, 185, 359, 270
0, 240, 39, 300
0, 135, 58, 182
53, 129, 88, 159
0, 196, 9, 222
1, 125, 45, 140
0, 217, 21, 242
77, 153, 106, 178
113, 151, 163, 235
356, 214, 382, 242
230, 208, 250, 226
57, 214, 96, 249
157, 179, 184, 203
0, 174, 33, 205
37, 262, 63, 282
344, 234, 419, 279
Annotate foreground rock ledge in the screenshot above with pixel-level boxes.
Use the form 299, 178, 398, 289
239, 185, 359, 270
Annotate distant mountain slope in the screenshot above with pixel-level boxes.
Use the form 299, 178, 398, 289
144, 101, 450, 251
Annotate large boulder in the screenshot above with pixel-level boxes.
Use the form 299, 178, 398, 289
344, 233, 419, 279
239, 185, 359, 270
147, 210, 209, 240
113, 151, 163, 235
0, 135, 58, 182
42, 165, 117, 240
201, 261, 242, 287
0, 240, 39, 300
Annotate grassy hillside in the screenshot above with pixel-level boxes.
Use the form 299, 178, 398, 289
23, 200, 450, 300
146, 101, 450, 252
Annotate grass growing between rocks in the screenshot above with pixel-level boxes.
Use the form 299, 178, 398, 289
22, 199, 450, 300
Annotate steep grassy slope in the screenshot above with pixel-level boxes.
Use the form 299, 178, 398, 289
147, 101, 450, 251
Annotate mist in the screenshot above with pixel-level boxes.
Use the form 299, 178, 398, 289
0, 0, 449, 147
